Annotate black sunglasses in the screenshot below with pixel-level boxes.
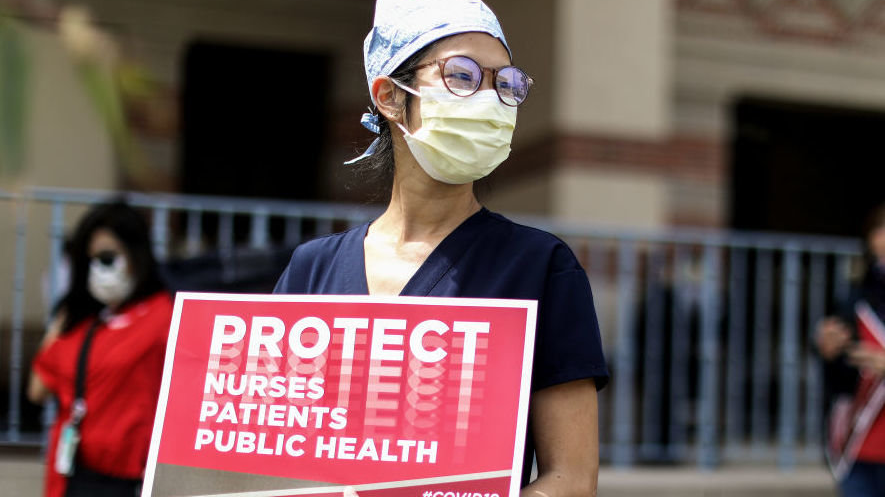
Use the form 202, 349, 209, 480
90, 250, 122, 267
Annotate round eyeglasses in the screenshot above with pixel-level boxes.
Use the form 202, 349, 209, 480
410, 55, 534, 107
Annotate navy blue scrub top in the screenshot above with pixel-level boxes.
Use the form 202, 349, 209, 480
274, 207, 609, 486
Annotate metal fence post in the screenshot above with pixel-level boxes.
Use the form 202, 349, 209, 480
640, 247, 666, 459
698, 244, 722, 469
805, 253, 827, 454
589, 242, 611, 452
250, 207, 270, 249
752, 249, 774, 450
778, 246, 802, 469
40, 201, 67, 443
612, 240, 638, 468
668, 244, 693, 460
218, 209, 236, 283
218, 209, 235, 258
805, 254, 827, 456
186, 208, 203, 257
725, 247, 748, 455
46, 201, 66, 315
285, 216, 303, 248
151, 204, 170, 262
7, 198, 28, 442
833, 254, 853, 313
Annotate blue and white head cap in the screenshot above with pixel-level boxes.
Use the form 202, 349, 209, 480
345, 0, 511, 164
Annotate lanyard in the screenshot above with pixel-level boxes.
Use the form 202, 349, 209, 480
70, 315, 105, 427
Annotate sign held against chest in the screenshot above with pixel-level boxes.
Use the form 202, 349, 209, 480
144, 294, 537, 497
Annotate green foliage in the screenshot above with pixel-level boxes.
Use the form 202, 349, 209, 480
77, 62, 132, 161
0, 15, 31, 177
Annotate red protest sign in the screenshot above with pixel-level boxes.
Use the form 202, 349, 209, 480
143, 293, 537, 497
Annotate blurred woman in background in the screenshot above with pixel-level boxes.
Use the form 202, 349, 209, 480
817, 204, 885, 497
28, 201, 172, 497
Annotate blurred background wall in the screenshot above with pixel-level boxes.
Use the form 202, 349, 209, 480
4, 0, 884, 231
6, 0, 883, 231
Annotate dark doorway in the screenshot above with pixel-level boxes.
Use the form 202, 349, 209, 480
180, 40, 330, 201
730, 97, 885, 237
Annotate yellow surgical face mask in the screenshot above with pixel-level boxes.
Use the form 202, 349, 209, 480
395, 85, 517, 185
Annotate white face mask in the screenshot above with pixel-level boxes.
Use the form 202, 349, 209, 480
394, 85, 517, 184
88, 252, 134, 307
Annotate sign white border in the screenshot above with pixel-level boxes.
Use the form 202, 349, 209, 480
143, 292, 538, 497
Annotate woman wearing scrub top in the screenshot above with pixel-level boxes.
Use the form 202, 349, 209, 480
275, 1, 609, 495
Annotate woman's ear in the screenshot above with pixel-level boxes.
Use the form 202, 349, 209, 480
371, 76, 403, 122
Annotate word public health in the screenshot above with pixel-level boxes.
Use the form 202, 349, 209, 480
193, 313, 493, 463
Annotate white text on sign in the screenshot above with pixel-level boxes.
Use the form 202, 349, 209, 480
209, 315, 490, 364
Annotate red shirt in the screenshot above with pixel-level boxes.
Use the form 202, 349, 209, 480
855, 368, 885, 462
855, 302, 885, 463
857, 410, 885, 462
32, 292, 173, 497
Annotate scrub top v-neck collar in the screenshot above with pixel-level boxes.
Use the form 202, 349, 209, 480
357, 207, 491, 296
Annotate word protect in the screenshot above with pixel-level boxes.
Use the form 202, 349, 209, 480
209, 314, 490, 364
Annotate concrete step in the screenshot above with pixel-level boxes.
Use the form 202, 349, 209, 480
598, 466, 837, 497
0, 451, 838, 497
0, 451, 44, 496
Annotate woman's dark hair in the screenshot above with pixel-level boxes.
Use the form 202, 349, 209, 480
861, 203, 885, 309
864, 203, 885, 244
348, 42, 440, 196
861, 203, 885, 263
57, 200, 166, 331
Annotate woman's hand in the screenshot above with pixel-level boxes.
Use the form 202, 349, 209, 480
848, 345, 885, 378
815, 317, 853, 361
27, 313, 65, 404
28, 361, 53, 404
